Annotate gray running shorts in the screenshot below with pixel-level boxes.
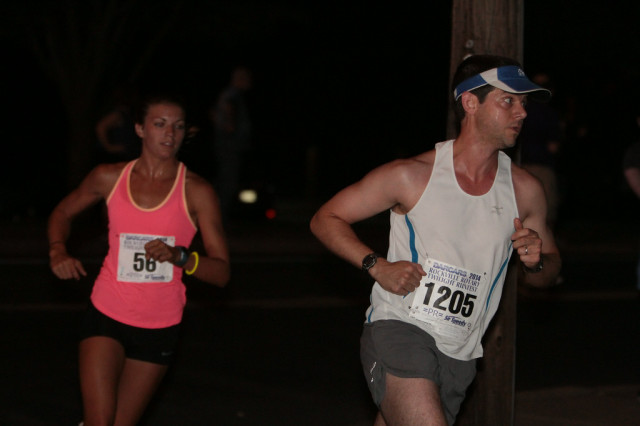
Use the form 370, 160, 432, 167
360, 319, 476, 424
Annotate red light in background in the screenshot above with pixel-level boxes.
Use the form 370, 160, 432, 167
265, 208, 277, 220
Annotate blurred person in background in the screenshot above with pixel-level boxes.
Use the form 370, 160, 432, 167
95, 87, 140, 163
623, 114, 640, 292
517, 71, 562, 230
210, 66, 253, 220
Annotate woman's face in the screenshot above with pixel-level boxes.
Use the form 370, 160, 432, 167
135, 102, 186, 159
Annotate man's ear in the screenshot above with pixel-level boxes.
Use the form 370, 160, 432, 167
460, 91, 478, 115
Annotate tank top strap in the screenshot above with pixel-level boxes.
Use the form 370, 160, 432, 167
106, 160, 137, 204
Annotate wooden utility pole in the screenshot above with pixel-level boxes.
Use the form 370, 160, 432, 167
447, 0, 524, 139
448, 1, 524, 425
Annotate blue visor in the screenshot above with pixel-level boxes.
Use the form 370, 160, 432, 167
454, 66, 551, 101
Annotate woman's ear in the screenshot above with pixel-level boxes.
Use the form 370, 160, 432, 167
134, 123, 144, 139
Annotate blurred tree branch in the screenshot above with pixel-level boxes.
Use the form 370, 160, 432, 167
13, 0, 184, 187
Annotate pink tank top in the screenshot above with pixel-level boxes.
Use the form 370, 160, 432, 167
91, 160, 197, 328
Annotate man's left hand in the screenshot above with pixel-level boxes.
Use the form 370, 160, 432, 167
511, 218, 542, 269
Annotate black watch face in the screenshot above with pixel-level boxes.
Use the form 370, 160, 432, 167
363, 254, 377, 270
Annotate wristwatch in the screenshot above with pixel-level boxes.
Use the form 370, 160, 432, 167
175, 246, 190, 267
362, 253, 381, 272
523, 256, 544, 273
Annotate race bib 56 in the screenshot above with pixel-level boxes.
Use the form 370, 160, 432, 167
117, 233, 175, 283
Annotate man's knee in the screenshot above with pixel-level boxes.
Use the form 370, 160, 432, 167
380, 374, 447, 426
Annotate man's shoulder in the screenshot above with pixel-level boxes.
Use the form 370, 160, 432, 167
511, 161, 536, 183
378, 151, 435, 181
369, 150, 435, 200
389, 149, 436, 170
413, 148, 437, 164
511, 163, 545, 205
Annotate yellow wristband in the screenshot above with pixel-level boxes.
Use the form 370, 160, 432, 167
185, 251, 199, 275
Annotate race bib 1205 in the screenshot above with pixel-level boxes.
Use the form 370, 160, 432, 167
409, 258, 486, 342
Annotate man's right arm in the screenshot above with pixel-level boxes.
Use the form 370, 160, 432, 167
310, 159, 428, 295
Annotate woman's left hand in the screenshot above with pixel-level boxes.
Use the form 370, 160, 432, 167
144, 239, 179, 264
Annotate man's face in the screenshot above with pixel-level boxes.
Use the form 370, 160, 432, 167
475, 88, 528, 149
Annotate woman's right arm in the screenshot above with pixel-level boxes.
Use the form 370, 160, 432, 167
48, 164, 120, 280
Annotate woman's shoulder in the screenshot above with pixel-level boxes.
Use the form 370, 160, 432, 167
82, 161, 129, 196
184, 168, 216, 198
95, 161, 129, 176
184, 167, 210, 187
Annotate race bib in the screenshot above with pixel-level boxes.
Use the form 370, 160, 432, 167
409, 258, 487, 342
117, 233, 175, 283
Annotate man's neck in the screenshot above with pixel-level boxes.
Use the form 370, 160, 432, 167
452, 133, 501, 195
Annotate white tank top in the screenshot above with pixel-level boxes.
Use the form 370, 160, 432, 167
366, 140, 519, 360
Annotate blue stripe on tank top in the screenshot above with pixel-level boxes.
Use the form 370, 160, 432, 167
368, 215, 419, 321
401, 215, 419, 300
404, 215, 419, 263
485, 241, 513, 310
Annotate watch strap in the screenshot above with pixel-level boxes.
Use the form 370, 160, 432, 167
175, 246, 190, 267
523, 255, 544, 273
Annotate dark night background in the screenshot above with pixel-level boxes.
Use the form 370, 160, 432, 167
1, 0, 638, 222
1, 2, 639, 424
